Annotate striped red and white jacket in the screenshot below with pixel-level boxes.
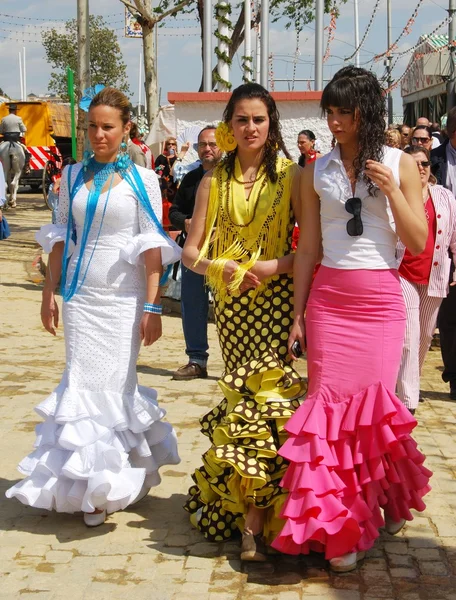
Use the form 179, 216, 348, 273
396, 184, 456, 298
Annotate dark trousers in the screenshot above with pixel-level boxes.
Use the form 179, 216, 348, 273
438, 280, 456, 386
180, 266, 209, 366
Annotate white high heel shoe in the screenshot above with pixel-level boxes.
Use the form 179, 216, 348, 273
84, 509, 107, 527
329, 551, 365, 573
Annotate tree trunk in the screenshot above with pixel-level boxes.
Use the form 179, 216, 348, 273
76, 107, 86, 161
142, 23, 158, 127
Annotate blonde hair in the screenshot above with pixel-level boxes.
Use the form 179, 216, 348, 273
89, 87, 131, 125
385, 128, 401, 148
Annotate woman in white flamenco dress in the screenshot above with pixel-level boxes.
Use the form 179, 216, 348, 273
6, 88, 181, 526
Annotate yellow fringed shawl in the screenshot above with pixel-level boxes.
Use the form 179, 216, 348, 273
195, 156, 295, 306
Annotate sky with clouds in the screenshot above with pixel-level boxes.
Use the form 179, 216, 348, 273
0, 0, 451, 119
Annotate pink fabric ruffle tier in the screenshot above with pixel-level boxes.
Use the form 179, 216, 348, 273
272, 381, 432, 559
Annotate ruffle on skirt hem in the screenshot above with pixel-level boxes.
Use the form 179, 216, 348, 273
6, 383, 180, 514
272, 382, 432, 559
184, 350, 306, 544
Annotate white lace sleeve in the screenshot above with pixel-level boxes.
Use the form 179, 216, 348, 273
35, 164, 79, 254
138, 168, 163, 234
120, 168, 181, 267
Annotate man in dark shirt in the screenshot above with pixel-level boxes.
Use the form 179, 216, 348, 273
169, 125, 221, 380
431, 107, 456, 399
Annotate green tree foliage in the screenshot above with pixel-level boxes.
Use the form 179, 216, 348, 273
42, 15, 130, 100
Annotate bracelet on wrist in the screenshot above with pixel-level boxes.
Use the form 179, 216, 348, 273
144, 302, 162, 315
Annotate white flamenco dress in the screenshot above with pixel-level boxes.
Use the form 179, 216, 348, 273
6, 164, 181, 514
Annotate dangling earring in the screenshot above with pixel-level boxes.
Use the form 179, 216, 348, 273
82, 149, 94, 172
115, 140, 129, 171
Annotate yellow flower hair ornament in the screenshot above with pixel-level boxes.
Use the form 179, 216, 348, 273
215, 122, 238, 153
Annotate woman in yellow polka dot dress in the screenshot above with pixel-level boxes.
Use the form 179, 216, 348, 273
182, 83, 305, 561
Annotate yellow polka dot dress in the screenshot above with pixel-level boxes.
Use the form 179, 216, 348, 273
184, 210, 306, 544
214, 275, 294, 372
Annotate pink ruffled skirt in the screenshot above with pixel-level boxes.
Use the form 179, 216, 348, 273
272, 266, 432, 559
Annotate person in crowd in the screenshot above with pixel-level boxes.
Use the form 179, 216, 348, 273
396, 145, 456, 414
400, 124, 411, 150
385, 128, 402, 149
0, 103, 31, 173
183, 82, 303, 562
297, 129, 322, 167
431, 106, 456, 399
129, 122, 154, 169
169, 126, 221, 381
416, 118, 440, 149
47, 157, 77, 224
0, 160, 10, 240
272, 66, 432, 573
293, 130, 321, 249
416, 116, 430, 127
431, 122, 444, 145
127, 133, 146, 167
411, 125, 434, 153
171, 141, 195, 185
155, 137, 179, 203
6, 87, 181, 526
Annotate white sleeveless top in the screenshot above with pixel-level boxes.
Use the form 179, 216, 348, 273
314, 145, 402, 270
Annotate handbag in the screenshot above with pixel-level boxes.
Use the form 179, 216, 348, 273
0, 216, 10, 240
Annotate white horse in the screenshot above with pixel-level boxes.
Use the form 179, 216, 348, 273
0, 140, 25, 208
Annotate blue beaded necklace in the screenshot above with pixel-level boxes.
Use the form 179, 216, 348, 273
62, 158, 122, 302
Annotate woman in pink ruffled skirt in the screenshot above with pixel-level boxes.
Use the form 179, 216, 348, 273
272, 66, 432, 572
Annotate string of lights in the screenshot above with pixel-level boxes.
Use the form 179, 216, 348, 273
0, 29, 201, 43
374, 0, 425, 61
323, 8, 338, 63
291, 30, 300, 91
0, 12, 124, 21
269, 53, 275, 91
0, 27, 45, 38
344, 0, 381, 61
0, 33, 42, 44
383, 16, 451, 79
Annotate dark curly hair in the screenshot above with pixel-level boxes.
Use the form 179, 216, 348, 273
321, 66, 386, 196
221, 83, 290, 183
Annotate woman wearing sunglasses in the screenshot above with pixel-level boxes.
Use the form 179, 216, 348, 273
397, 146, 456, 414
411, 125, 434, 153
273, 66, 432, 572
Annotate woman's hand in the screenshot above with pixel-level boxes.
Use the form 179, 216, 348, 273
364, 160, 400, 197
0, 208, 2, 222
178, 141, 190, 160
223, 259, 260, 292
239, 261, 268, 293
288, 315, 306, 360
140, 313, 162, 346
41, 289, 59, 336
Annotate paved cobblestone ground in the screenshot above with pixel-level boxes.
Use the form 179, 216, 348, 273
1, 194, 456, 600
